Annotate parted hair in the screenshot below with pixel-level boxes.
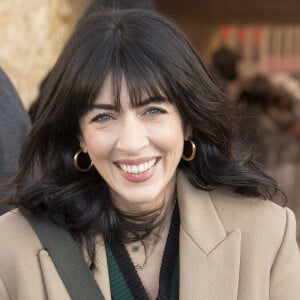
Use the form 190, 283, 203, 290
4, 9, 280, 269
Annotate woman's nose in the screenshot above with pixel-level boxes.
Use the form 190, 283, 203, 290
116, 115, 149, 153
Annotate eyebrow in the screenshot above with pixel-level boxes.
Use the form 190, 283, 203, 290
135, 96, 167, 107
89, 96, 167, 111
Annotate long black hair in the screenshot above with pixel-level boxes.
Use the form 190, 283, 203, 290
3, 9, 280, 269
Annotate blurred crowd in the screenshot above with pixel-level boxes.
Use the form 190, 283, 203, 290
211, 45, 300, 239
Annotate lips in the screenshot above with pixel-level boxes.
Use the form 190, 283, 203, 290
114, 157, 160, 182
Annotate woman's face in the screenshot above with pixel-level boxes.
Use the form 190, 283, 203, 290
79, 77, 186, 212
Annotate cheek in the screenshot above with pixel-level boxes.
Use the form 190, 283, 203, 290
83, 132, 113, 161
152, 122, 185, 155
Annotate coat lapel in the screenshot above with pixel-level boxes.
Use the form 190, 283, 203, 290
177, 172, 241, 300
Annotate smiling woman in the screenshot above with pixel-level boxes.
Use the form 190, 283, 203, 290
79, 76, 185, 212
0, 8, 300, 300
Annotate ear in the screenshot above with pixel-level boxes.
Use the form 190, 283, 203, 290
78, 136, 88, 153
184, 125, 192, 141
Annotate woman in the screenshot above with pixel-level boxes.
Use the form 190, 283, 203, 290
0, 9, 299, 300
0, 66, 31, 214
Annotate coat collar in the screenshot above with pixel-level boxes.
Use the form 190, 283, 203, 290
177, 171, 241, 299
92, 172, 241, 300
177, 171, 227, 254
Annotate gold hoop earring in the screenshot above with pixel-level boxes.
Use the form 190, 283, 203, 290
73, 148, 93, 172
182, 139, 196, 161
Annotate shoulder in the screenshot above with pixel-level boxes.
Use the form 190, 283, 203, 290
177, 171, 290, 236
0, 208, 31, 230
0, 209, 43, 258
0, 209, 45, 292
177, 171, 291, 244
209, 188, 294, 248
0, 211, 64, 299
210, 187, 288, 223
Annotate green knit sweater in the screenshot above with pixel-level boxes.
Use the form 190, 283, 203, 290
105, 201, 180, 299
105, 244, 179, 299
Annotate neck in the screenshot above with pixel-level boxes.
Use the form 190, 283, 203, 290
125, 197, 176, 271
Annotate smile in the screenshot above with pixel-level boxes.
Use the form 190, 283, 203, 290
114, 158, 160, 183
118, 159, 157, 174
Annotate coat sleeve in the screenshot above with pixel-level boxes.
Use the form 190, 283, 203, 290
0, 276, 10, 300
270, 207, 300, 299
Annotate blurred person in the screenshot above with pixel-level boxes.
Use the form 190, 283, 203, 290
267, 79, 300, 240
211, 45, 241, 101
236, 74, 277, 166
288, 120, 300, 140
238, 73, 300, 240
0, 67, 31, 215
212, 46, 240, 82
268, 72, 300, 134
0, 9, 299, 300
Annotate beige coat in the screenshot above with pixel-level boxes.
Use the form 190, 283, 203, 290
0, 172, 300, 299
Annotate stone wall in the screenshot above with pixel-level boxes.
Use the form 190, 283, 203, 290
0, 0, 91, 109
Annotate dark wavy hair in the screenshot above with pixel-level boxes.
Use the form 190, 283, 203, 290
3, 9, 280, 269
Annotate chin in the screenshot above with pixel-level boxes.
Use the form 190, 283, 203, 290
114, 193, 163, 212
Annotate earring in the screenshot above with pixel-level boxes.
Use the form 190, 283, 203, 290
73, 148, 93, 172
182, 139, 196, 161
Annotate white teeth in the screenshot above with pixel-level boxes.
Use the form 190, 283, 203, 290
138, 164, 145, 173
144, 162, 149, 170
119, 159, 156, 174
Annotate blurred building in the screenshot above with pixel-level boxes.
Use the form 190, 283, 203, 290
0, 0, 91, 109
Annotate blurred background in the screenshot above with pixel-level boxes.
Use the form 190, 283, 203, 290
0, 0, 299, 239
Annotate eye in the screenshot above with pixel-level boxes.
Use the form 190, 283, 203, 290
91, 113, 115, 123
144, 107, 166, 116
